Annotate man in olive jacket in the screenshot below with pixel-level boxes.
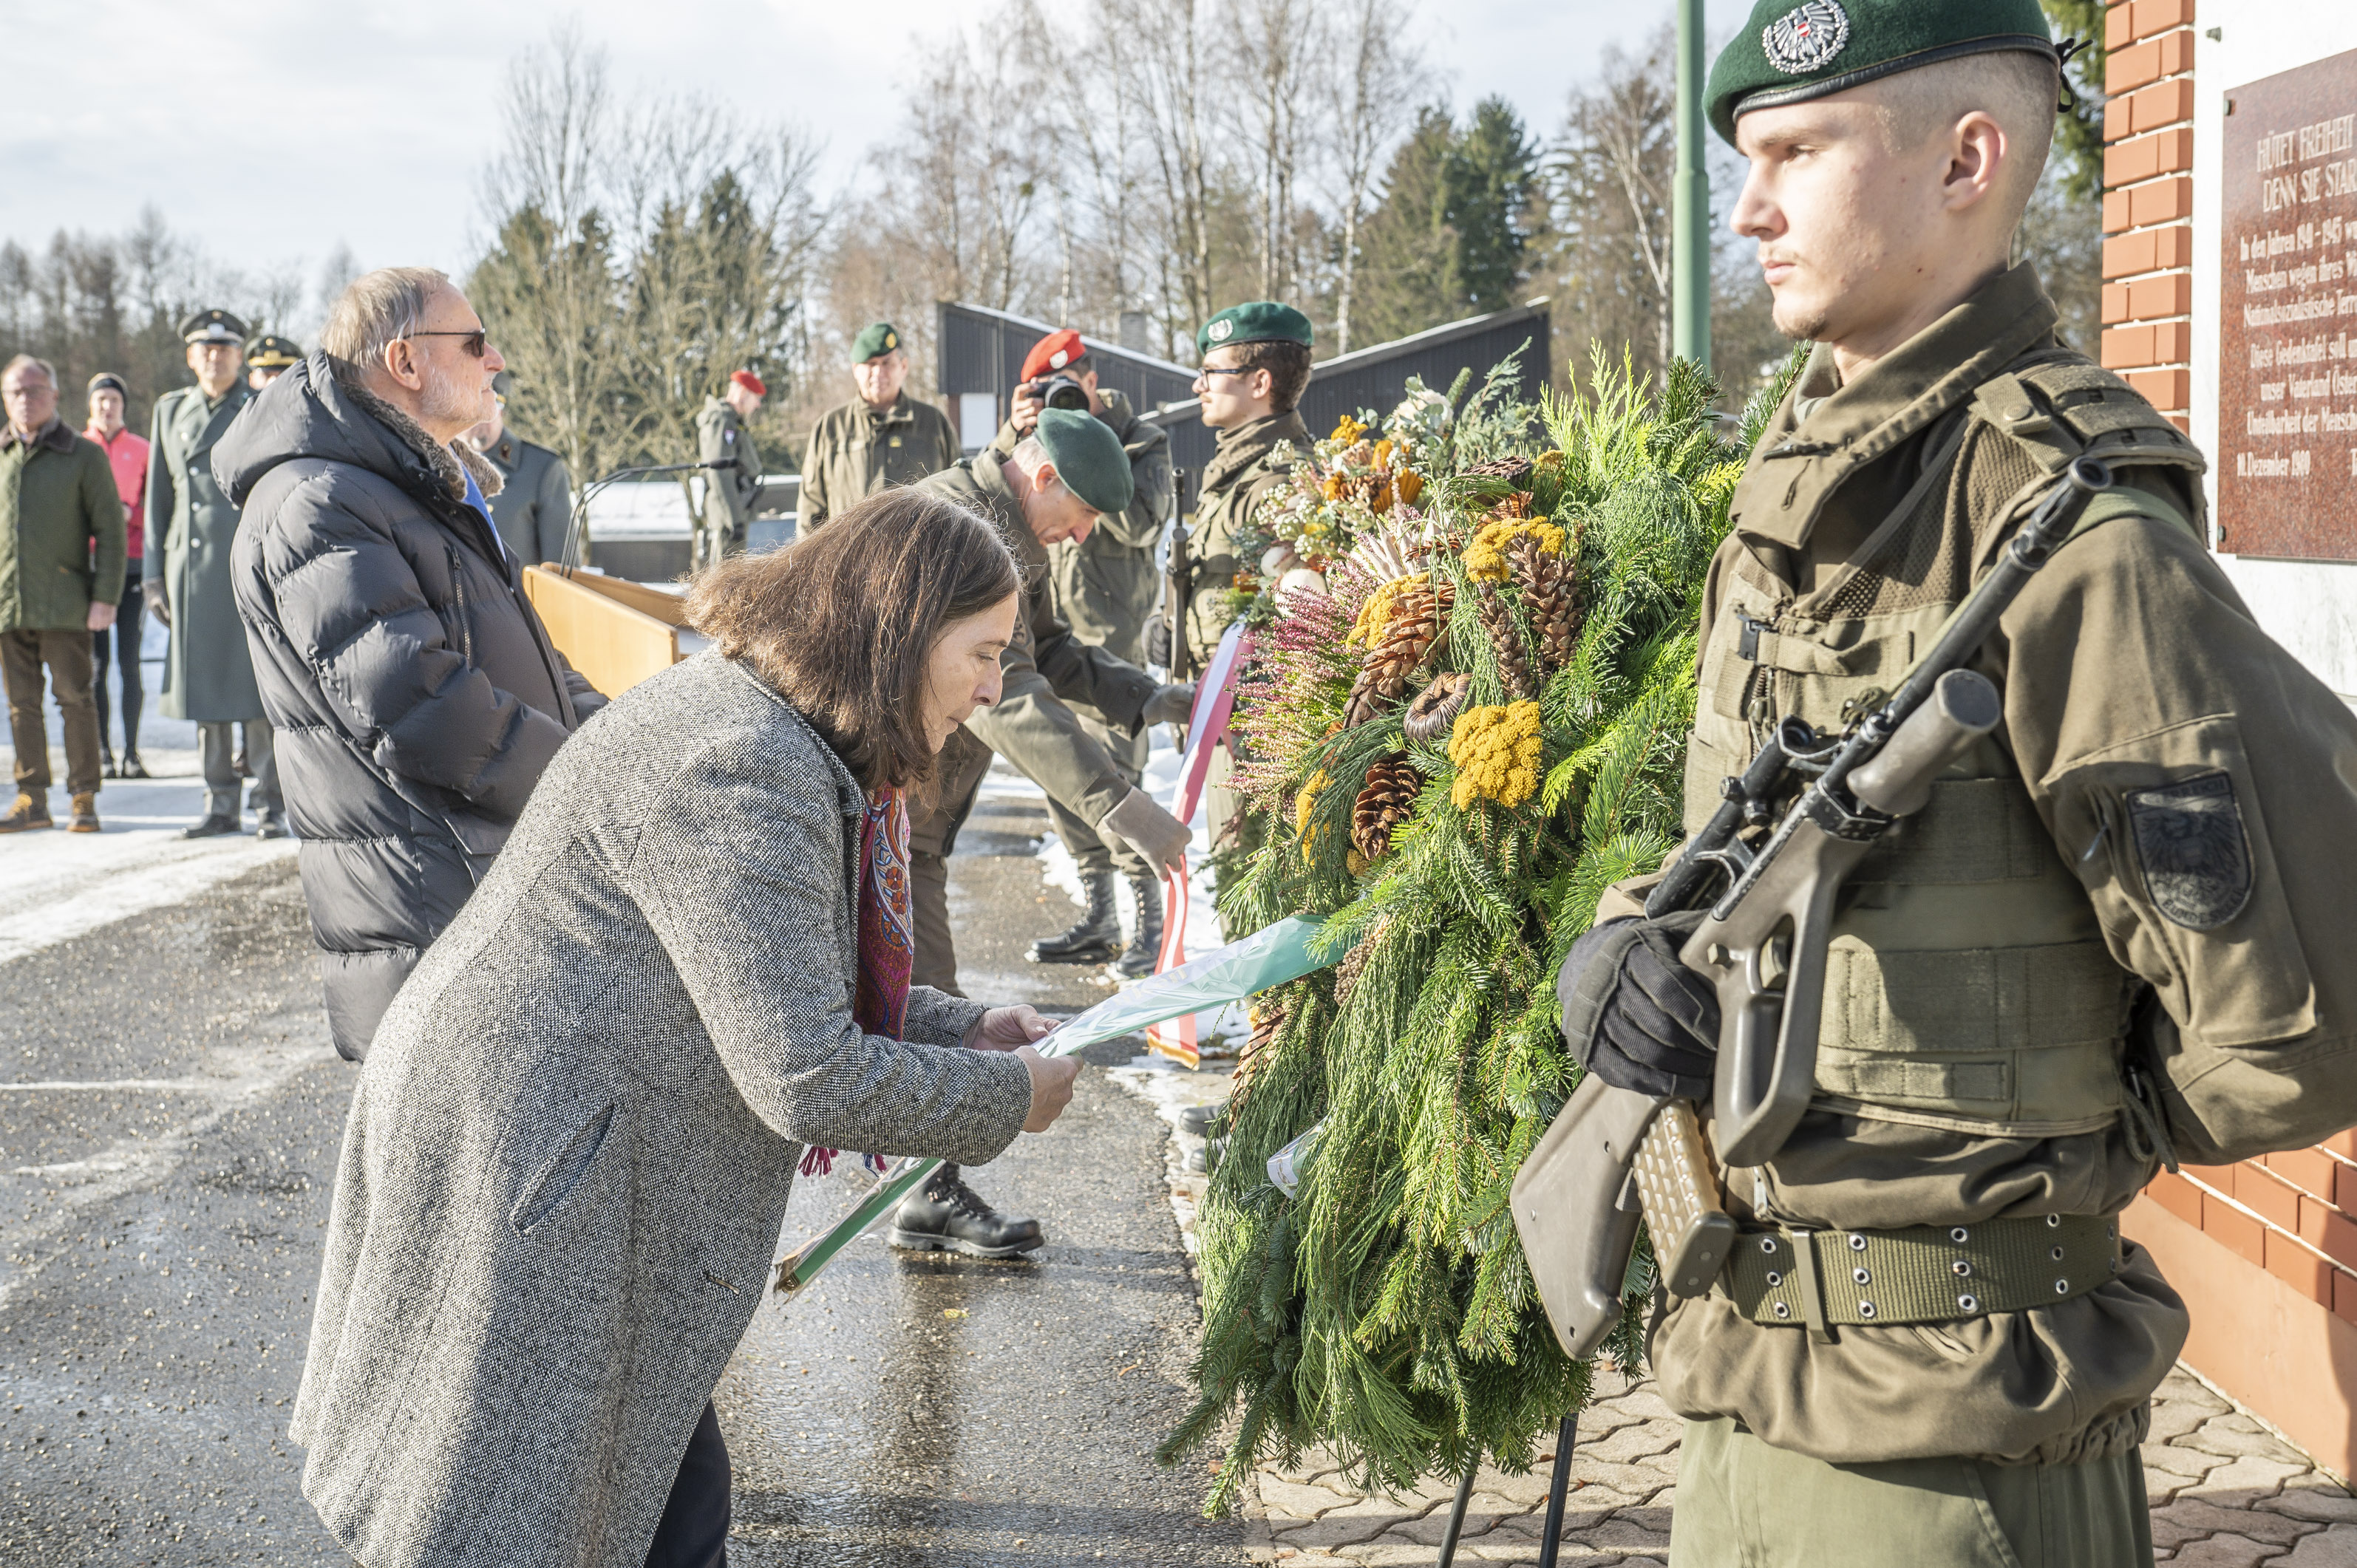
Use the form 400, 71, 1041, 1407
148, 307, 279, 836
222, 268, 605, 1062
984, 328, 1176, 975
0, 355, 124, 834
797, 322, 958, 532
894, 409, 1194, 1258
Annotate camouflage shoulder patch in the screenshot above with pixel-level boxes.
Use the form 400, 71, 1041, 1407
2127, 771, 2254, 930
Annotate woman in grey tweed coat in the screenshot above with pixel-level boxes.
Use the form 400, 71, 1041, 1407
290, 491, 1078, 1568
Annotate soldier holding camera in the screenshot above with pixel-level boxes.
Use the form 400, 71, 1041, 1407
985, 329, 1174, 977
797, 322, 958, 534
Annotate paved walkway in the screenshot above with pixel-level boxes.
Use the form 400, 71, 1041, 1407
1135, 1117, 2357, 1565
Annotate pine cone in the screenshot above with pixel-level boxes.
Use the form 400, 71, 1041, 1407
1485, 491, 1534, 522
1234, 996, 1290, 1100
1332, 919, 1385, 1008
1351, 756, 1424, 859
1506, 527, 1582, 671
1343, 580, 1456, 726
1475, 579, 1537, 699
1461, 454, 1533, 485
1402, 672, 1472, 745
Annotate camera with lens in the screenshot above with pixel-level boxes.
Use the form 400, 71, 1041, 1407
1026, 372, 1092, 412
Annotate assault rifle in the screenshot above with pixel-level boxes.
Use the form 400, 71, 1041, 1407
1164, 468, 1197, 684
1511, 455, 2119, 1358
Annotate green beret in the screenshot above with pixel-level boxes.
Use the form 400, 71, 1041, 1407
1707, 0, 2061, 145
1197, 301, 1313, 358
851, 322, 903, 362
1033, 407, 1135, 518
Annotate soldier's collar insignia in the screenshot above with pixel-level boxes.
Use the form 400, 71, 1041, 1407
1208, 319, 1234, 342
1762, 0, 1849, 75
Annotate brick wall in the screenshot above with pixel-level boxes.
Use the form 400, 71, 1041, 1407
2148, 1136, 2357, 1329
2101, 0, 2199, 426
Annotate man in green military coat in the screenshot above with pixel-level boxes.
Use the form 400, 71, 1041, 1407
467, 378, 574, 567
147, 308, 282, 839
1557, 4, 2357, 1561
891, 409, 1194, 1259
1183, 301, 1313, 845
797, 322, 958, 533
693, 369, 766, 570
984, 328, 1176, 976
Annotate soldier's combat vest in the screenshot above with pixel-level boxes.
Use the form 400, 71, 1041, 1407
1690, 354, 2206, 1138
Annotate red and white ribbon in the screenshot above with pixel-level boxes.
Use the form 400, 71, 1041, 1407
1147, 623, 1252, 1067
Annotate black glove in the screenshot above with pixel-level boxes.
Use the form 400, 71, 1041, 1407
1556, 912, 1721, 1100
1144, 613, 1172, 669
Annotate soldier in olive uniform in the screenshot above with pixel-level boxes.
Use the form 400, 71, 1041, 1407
797, 322, 959, 533
466, 375, 574, 567
982, 329, 1176, 976
693, 369, 766, 571
1182, 302, 1313, 846
245, 334, 302, 390
146, 309, 282, 839
1559, 5, 2357, 1561
891, 409, 1195, 1259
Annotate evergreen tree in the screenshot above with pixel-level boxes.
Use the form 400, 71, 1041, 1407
1441, 96, 1541, 317
1347, 105, 1458, 347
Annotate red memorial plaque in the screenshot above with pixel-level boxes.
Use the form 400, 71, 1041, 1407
2220, 50, 2357, 559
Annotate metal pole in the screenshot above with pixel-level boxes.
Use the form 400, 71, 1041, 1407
1673, 0, 1713, 371
1536, 1413, 1579, 1568
1434, 1458, 1480, 1567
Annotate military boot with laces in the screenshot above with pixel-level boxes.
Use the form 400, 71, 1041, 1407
887, 1165, 1045, 1258
1113, 869, 1165, 979
1027, 870, 1122, 964
0, 791, 52, 833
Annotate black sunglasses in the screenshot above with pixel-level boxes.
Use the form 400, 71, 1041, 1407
404, 329, 489, 359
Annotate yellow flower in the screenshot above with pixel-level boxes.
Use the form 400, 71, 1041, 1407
1395, 471, 1424, 506
1347, 574, 1423, 646
1448, 701, 1544, 810
1330, 414, 1368, 445
1462, 519, 1569, 584
1296, 768, 1331, 841
1372, 438, 1395, 471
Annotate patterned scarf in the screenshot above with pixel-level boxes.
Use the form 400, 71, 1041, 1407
801, 787, 915, 1177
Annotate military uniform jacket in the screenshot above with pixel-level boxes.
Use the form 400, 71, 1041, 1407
477, 431, 573, 567
797, 391, 958, 532
1186, 408, 1310, 664
149, 381, 262, 721
695, 398, 764, 538
1635, 263, 2357, 1468
908, 457, 1161, 857
986, 389, 1172, 663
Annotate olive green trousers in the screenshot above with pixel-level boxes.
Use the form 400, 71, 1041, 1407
1672, 1418, 2152, 1567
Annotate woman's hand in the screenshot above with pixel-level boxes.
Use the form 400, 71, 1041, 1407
1016, 1046, 1081, 1132
972, 1005, 1056, 1051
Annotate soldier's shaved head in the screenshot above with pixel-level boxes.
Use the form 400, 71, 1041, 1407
1861, 50, 2058, 234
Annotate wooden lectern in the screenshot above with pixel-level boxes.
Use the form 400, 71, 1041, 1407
520, 565, 700, 698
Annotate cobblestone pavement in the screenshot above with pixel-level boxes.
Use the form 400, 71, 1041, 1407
1132, 1112, 2357, 1566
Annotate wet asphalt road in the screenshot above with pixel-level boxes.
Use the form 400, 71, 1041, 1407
0, 774, 1245, 1566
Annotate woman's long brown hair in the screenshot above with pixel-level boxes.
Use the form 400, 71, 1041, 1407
684, 488, 1019, 793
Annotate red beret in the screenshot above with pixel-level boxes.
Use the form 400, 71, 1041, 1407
1020, 329, 1087, 384
730, 369, 767, 397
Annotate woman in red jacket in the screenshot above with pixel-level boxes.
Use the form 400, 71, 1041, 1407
84, 373, 149, 777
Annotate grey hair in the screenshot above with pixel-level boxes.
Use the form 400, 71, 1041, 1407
320, 266, 451, 369
1008, 435, 1049, 469
1, 354, 57, 389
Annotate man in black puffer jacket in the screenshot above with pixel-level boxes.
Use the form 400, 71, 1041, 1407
219, 267, 605, 1060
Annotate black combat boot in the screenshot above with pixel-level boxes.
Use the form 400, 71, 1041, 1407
1112, 870, 1164, 979
1027, 870, 1121, 964
888, 1165, 1044, 1258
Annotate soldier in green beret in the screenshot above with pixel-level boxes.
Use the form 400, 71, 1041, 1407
146, 308, 283, 838
893, 408, 1196, 1258
797, 323, 958, 534
1548, 3, 2357, 1561
1182, 301, 1313, 845
466, 374, 575, 567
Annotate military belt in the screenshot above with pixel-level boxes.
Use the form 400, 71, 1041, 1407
1720, 1213, 2121, 1331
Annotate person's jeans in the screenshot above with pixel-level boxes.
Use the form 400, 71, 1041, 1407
645, 1400, 730, 1568
90, 568, 143, 757
2, 628, 101, 797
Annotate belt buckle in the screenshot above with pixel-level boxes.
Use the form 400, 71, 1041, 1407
1785, 1228, 1837, 1343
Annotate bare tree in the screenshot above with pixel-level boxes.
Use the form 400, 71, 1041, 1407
1135, 0, 1218, 351
1319, 0, 1422, 352
1227, 0, 1324, 301
1543, 33, 1678, 381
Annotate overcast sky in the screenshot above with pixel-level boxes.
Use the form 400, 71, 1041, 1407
4, 0, 1749, 301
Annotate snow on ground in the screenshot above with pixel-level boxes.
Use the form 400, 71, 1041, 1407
0, 633, 295, 964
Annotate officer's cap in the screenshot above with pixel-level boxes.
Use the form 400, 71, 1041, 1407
1707, 0, 2063, 146
180, 307, 249, 347
245, 334, 302, 370
1197, 301, 1313, 359
1032, 407, 1134, 519
851, 323, 902, 363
